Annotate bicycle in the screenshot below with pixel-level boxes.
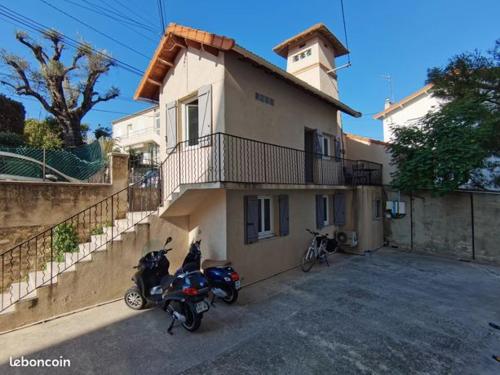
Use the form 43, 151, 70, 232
301, 229, 338, 272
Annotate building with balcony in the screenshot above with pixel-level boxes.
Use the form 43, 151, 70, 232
112, 106, 161, 164
130, 23, 384, 284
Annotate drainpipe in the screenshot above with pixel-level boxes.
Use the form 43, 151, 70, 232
470, 193, 475, 260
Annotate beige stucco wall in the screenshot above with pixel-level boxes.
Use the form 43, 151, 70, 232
158, 46, 225, 159
224, 51, 340, 150
0, 154, 129, 252
187, 189, 227, 261
385, 189, 500, 265
344, 135, 393, 185
225, 187, 383, 285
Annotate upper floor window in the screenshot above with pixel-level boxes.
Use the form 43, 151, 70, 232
321, 134, 331, 158
127, 124, 132, 137
185, 99, 199, 146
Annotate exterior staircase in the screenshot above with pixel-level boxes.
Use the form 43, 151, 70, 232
0, 211, 153, 317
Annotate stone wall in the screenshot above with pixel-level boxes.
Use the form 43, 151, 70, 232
385, 189, 500, 265
0, 153, 129, 252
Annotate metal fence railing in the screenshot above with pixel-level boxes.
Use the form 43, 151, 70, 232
161, 132, 383, 202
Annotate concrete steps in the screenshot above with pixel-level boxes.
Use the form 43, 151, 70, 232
0, 211, 154, 315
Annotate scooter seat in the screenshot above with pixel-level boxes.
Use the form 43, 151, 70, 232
160, 275, 175, 288
202, 259, 231, 269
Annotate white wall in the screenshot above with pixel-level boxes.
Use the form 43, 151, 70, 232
158, 46, 225, 159
382, 93, 443, 142
112, 107, 160, 149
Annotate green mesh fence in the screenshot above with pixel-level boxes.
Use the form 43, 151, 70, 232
0, 141, 106, 181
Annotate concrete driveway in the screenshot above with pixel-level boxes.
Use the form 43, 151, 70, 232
1, 248, 500, 374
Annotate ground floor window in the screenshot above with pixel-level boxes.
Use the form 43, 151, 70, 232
258, 196, 273, 238
245, 194, 289, 244
322, 195, 329, 226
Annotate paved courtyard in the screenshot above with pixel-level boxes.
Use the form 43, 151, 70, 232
1, 248, 499, 374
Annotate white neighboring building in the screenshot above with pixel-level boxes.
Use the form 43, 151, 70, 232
373, 84, 444, 142
374, 84, 499, 191
112, 106, 161, 164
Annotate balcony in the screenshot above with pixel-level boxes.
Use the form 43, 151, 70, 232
115, 126, 161, 148
160, 133, 382, 202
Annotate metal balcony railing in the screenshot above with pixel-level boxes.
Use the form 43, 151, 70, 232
161, 132, 382, 202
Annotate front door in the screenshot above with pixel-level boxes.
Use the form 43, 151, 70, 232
304, 129, 314, 183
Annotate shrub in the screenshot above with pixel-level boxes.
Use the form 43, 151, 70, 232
0, 131, 25, 147
24, 117, 63, 150
53, 223, 79, 262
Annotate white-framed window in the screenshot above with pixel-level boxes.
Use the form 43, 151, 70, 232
322, 195, 329, 226
154, 112, 160, 135
127, 123, 132, 137
257, 196, 274, 238
184, 98, 199, 146
321, 134, 331, 159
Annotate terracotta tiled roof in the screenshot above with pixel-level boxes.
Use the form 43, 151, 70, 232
273, 23, 349, 58
134, 23, 235, 101
344, 133, 388, 146
134, 23, 360, 117
373, 84, 434, 119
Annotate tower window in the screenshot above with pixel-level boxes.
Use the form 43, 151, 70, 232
292, 48, 312, 62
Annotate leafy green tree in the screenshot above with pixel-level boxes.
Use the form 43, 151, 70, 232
24, 117, 62, 150
0, 30, 119, 147
389, 40, 500, 194
0, 94, 25, 134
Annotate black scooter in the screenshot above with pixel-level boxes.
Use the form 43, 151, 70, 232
124, 237, 211, 333
182, 240, 241, 304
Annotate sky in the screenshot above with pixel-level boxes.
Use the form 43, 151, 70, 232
0, 0, 498, 140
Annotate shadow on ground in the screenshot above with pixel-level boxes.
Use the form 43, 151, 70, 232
1, 249, 500, 374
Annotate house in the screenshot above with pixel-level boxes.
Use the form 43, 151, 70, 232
343, 133, 393, 186
373, 84, 443, 142
373, 84, 499, 191
129, 22, 384, 283
112, 105, 161, 164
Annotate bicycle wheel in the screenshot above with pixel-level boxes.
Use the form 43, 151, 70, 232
301, 247, 316, 272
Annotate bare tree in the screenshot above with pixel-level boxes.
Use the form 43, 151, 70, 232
0, 30, 119, 146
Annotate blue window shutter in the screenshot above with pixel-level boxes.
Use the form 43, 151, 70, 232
279, 195, 289, 236
334, 193, 346, 226
245, 196, 259, 244
316, 194, 324, 229
313, 129, 323, 159
335, 136, 342, 160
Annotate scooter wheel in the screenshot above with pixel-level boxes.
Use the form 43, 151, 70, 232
182, 303, 202, 332
222, 287, 239, 304
124, 287, 146, 310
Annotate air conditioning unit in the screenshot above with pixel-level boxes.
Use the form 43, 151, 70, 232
336, 231, 358, 247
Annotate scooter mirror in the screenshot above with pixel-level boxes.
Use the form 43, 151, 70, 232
164, 236, 172, 246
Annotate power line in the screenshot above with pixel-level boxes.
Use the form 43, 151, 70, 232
80, 0, 158, 34
340, 0, 351, 64
113, 0, 159, 28
61, 0, 158, 42
157, 0, 165, 33
38, 0, 150, 60
0, 4, 144, 76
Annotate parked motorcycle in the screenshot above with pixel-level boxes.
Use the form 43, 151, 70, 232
181, 240, 241, 304
124, 237, 210, 333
